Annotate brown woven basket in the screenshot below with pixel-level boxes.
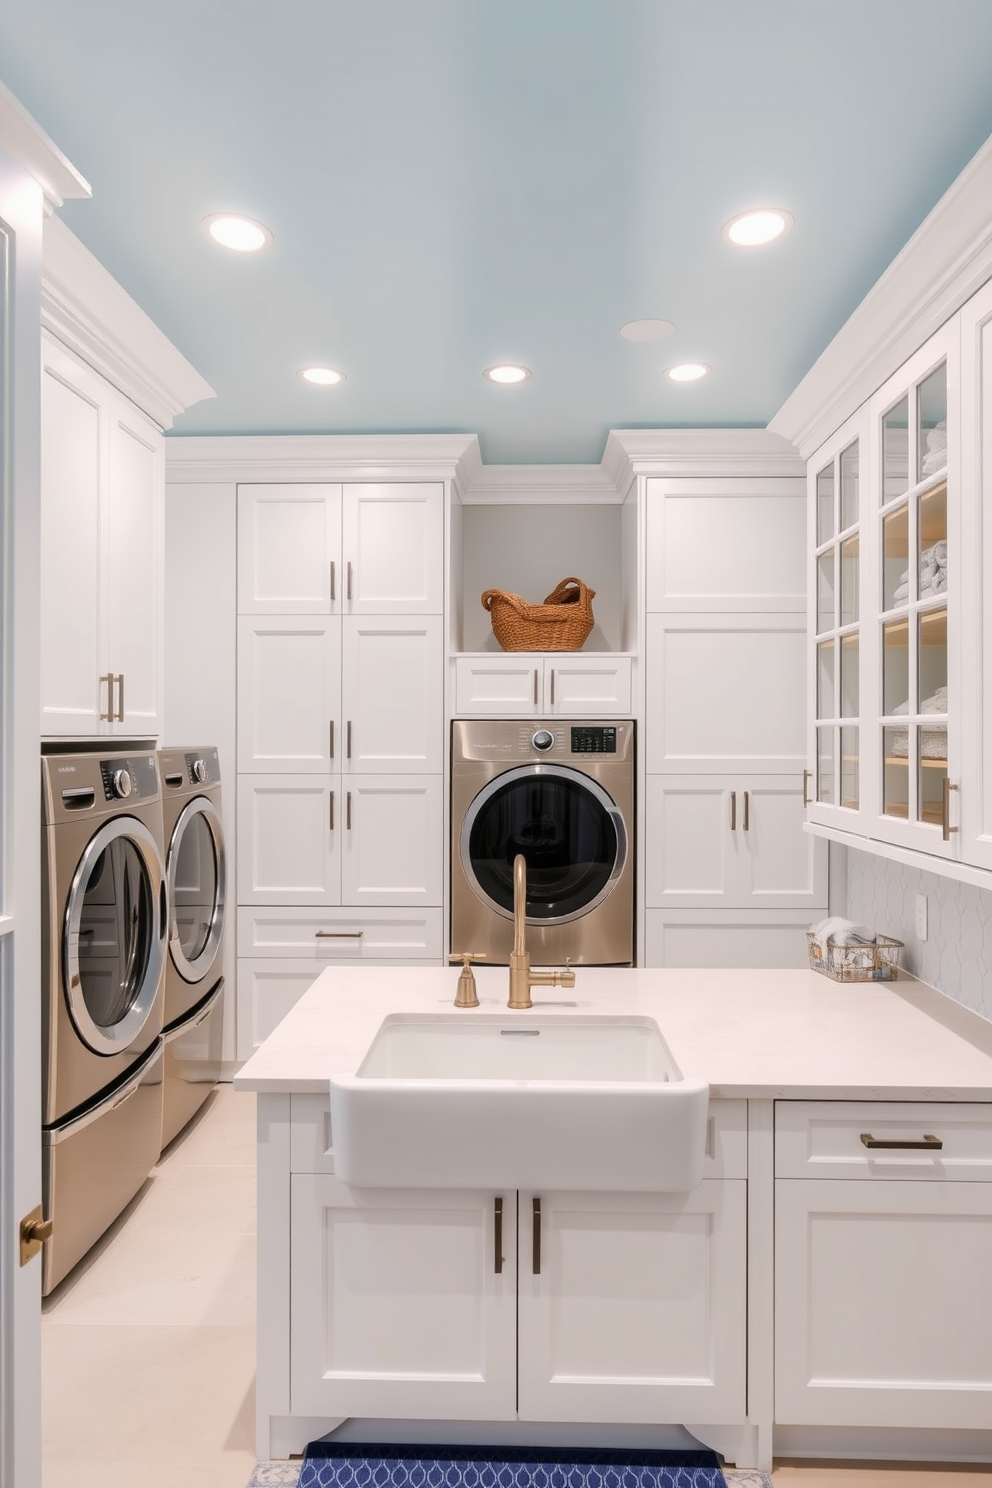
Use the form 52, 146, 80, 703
481, 576, 596, 652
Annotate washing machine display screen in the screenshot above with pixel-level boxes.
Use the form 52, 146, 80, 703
76, 839, 155, 1029
468, 773, 619, 920
173, 814, 219, 961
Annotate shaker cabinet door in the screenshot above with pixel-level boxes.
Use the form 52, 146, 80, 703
340, 775, 443, 906
237, 615, 340, 772
237, 483, 342, 613
341, 617, 443, 773
342, 482, 442, 613
105, 396, 163, 737
237, 774, 341, 905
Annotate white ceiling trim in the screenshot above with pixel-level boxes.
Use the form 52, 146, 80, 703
164, 432, 479, 484
42, 216, 215, 429
604, 429, 805, 487
771, 133, 992, 459
0, 81, 89, 211
458, 463, 621, 505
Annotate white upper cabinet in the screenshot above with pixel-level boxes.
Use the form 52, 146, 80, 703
453, 654, 632, 717
646, 477, 806, 612
41, 334, 163, 738
342, 618, 444, 772
237, 616, 341, 772
341, 482, 443, 613
959, 278, 992, 871
237, 484, 342, 613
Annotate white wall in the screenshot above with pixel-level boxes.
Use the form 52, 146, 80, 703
846, 847, 992, 1023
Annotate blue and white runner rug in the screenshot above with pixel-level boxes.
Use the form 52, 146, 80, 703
296, 1443, 730, 1488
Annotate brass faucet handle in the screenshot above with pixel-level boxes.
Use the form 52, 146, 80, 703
449, 952, 484, 1008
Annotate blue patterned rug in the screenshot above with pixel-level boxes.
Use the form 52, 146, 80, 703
296, 1444, 729, 1488
243, 1457, 772, 1488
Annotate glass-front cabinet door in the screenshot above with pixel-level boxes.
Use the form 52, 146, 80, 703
808, 408, 869, 833
868, 320, 960, 857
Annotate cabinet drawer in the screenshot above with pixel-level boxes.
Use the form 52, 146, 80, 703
238, 906, 443, 959
291, 1093, 336, 1173
289, 1095, 748, 1181
776, 1100, 992, 1180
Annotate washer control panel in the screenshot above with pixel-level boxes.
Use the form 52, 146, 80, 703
99, 753, 158, 801
570, 726, 617, 754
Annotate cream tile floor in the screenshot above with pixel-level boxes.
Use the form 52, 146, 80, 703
42, 1084, 258, 1488
40, 1085, 992, 1488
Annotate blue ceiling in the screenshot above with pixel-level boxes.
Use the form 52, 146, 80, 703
4, 1, 992, 463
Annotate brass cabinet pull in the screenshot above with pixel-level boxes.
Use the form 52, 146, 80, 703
330, 560, 336, 603
100, 673, 115, 722
329, 791, 334, 831
347, 561, 353, 601
730, 790, 737, 831
743, 790, 750, 831
532, 1196, 542, 1275
117, 673, 125, 722
346, 720, 352, 759
942, 778, 959, 842
315, 929, 363, 938
329, 720, 335, 760
803, 768, 812, 807
494, 1196, 504, 1274
346, 791, 352, 830
533, 669, 539, 705
860, 1132, 943, 1150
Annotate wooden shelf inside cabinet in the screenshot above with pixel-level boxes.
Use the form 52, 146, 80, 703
884, 756, 948, 768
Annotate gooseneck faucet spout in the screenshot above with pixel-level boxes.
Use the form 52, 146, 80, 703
507, 853, 577, 1010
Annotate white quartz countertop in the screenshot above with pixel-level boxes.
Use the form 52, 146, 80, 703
233, 965, 992, 1100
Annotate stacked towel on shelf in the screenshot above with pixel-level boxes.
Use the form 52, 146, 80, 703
890, 539, 947, 604
887, 686, 948, 758
921, 419, 947, 478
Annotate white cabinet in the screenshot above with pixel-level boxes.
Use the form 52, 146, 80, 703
775, 1101, 992, 1430
238, 482, 442, 615
644, 909, 815, 969
646, 775, 826, 909
454, 653, 632, 717
958, 278, 992, 871
343, 619, 443, 771
41, 334, 163, 737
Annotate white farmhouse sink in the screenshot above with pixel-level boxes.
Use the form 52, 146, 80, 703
329, 1014, 709, 1192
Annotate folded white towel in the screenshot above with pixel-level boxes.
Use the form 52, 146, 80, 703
892, 579, 909, 603
922, 686, 948, 714
810, 916, 878, 954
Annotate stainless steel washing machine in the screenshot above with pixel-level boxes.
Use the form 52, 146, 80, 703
41, 749, 168, 1293
451, 719, 635, 966
158, 746, 226, 1150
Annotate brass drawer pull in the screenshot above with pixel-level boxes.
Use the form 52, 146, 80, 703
315, 930, 363, 938
494, 1196, 504, 1274
532, 1196, 542, 1275
860, 1132, 943, 1150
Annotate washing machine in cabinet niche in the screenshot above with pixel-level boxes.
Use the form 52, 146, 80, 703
451, 719, 634, 966
158, 746, 226, 1150
41, 749, 169, 1293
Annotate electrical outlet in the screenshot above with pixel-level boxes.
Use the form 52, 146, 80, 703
915, 893, 928, 941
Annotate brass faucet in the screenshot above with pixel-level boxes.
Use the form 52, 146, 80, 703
507, 853, 576, 1009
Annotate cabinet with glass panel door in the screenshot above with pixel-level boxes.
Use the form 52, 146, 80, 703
868, 322, 960, 857
809, 407, 869, 835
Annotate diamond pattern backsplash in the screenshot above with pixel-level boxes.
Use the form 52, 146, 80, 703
846, 848, 992, 1024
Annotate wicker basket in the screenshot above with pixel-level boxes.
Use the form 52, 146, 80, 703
481, 577, 596, 652
806, 931, 903, 982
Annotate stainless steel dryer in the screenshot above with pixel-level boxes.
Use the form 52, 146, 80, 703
158, 747, 226, 1150
451, 719, 635, 966
41, 749, 168, 1293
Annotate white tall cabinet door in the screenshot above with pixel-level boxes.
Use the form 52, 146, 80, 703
737, 776, 827, 907
341, 776, 443, 906
517, 1185, 747, 1424
237, 616, 341, 771
776, 1179, 992, 1429
40, 348, 103, 735
237, 484, 341, 613
645, 614, 806, 773
644, 776, 739, 907
237, 774, 340, 905
290, 1176, 517, 1420
342, 483, 443, 614
104, 398, 163, 737
342, 618, 443, 772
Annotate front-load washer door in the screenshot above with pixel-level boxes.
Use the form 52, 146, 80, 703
166, 798, 226, 984
460, 764, 628, 925
62, 817, 166, 1055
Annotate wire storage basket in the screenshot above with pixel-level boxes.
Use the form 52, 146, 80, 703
481, 576, 596, 652
807, 931, 903, 982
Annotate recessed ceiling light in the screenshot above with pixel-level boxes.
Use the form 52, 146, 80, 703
619, 319, 676, 342
483, 364, 531, 385
664, 362, 711, 383
202, 213, 272, 252
299, 366, 345, 386
720, 208, 793, 247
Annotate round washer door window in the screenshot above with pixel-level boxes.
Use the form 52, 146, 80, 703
460, 764, 627, 925
167, 798, 226, 982
63, 817, 166, 1055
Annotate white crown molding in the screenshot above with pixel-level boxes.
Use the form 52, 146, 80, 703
0, 81, 90, 212
164, 432, 479, 484
42, 216, 215, 429
771, 132, 992, 459
604, 428, 804, 486
458, 462, 620, 505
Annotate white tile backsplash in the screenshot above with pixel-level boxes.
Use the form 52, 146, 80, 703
846, 847, 992, 1023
